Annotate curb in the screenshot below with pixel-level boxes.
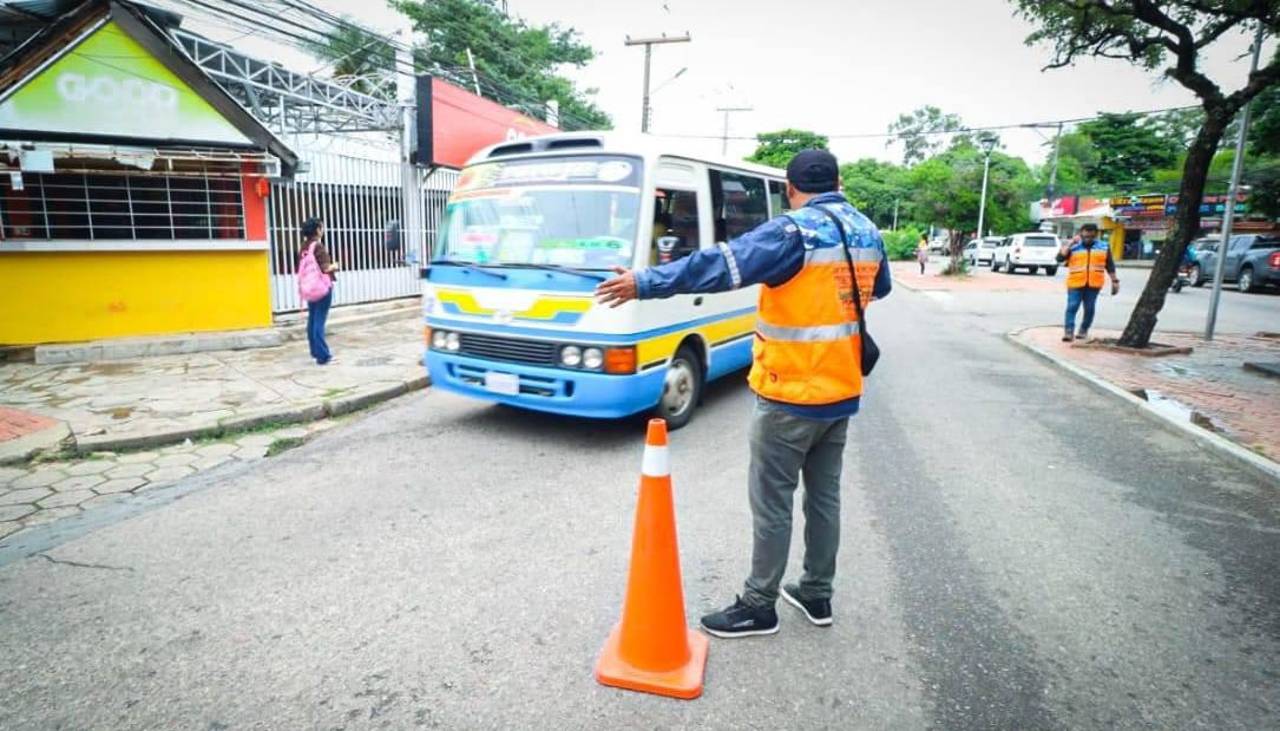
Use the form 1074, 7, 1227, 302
1005, 329, 1280, 486
0, 422, 72, 466
71, 375, 430, 455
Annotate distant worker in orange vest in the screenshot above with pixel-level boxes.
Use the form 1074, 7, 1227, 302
1057, 222, 1119, 342
596, 150, 891, 638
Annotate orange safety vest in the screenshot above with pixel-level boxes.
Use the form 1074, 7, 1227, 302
1066, 240, 1109, 289
747, 205, 882, 405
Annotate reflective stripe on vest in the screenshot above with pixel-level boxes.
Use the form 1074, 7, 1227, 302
756, 320, 861, 342
747, 203, 881, 405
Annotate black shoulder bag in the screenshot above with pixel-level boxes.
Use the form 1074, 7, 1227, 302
814, 207, 881, 376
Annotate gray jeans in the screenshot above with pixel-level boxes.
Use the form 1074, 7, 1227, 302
742, 397, 849, 607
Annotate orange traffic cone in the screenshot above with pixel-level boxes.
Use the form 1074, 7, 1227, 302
595, 418, 709, 700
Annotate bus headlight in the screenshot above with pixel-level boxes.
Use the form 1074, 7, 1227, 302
582, 347, 604, 370
432, 330, 449, 349
445, 332, 461, 352
560, 345, 583, 367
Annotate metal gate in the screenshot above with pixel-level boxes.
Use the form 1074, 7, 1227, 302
267, 152, 459, 313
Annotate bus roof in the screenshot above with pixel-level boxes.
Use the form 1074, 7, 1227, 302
464, 131, 787, 179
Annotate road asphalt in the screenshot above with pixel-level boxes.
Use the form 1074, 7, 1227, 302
0, 283, 1276, 729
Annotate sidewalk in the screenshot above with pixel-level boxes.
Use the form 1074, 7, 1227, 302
1, 316, 425, 457
1013, 327, 1280, 466
0, 315, 426, 540
891, 261, 1062, 293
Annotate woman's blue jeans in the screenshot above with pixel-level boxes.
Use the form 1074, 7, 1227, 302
1065, 287, 1099, 335
307, 290, 333, 363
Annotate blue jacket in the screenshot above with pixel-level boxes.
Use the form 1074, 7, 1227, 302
635, 192, 891, 419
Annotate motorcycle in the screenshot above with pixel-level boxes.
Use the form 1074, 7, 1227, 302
1171, 265, 1192, 293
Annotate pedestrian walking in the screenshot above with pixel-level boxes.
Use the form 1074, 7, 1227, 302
1057, 223, 1118, 342
595, 150, 891, 638
297, 217, 340, 364
916, 235, 929, 275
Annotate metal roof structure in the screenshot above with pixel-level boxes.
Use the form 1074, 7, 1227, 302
168, 28, 400, 136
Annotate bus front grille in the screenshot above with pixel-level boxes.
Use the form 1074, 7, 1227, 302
457, 333, 559, 366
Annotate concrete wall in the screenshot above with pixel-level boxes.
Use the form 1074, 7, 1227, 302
0, 249, 272, 345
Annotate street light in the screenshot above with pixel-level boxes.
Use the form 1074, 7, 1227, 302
975, 134, 999, 247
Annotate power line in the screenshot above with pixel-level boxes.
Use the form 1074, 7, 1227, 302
651, 105, 1203, 142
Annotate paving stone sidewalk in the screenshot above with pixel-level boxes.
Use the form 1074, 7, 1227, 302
0, 421, 337, 541
1017, 327, 1280, 463
0, 316, 425, 454
0, 316, 425, 540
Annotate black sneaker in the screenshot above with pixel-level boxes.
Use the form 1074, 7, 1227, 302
699, 596, 779, 639
780, 583, 832, 627
1076, 330, 1089, 341
1061, 332, 1074, 343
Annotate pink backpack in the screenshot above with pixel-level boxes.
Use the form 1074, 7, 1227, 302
297, 241, 333, 303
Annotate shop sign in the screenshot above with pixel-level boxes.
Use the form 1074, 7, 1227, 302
0, 21, 250, 146
1164, 193, 1248, 216
414, 76, 560, 168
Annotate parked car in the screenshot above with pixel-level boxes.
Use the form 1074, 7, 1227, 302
1191, 234, 1280, 292
929, 236, 950, 255
964, 236, 1002, 266
992, 232, 1060, 275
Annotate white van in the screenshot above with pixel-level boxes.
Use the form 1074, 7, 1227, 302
992, 232, 1060, 275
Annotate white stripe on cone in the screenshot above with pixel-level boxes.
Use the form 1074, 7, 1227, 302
641, 445, 670, 477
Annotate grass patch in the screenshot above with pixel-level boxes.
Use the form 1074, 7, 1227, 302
265, 436, 306, 457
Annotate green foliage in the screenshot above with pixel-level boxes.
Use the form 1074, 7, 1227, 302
745, 129, 829, 169
304, 21, 396, 97
881, 228, 923, 261
840, 158, 908, 229
1248, 84, 1280, 157
886, 106, 967, 165
1075, 113, 1180, 187
391, 0, 610, 130
905, 142, 1033, 239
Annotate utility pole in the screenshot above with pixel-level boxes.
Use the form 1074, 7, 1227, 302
1046, 121, 1063, 201
464, 47, 482, 97
1205, 21, 1264, 341
624, 33, 691, 133
892, 199, 900, 231
976, 134, 998, 244
716, 106, 752, 156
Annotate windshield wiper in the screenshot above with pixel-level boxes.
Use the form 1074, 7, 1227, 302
429, 259, 508, 280
492, 262, 609, 281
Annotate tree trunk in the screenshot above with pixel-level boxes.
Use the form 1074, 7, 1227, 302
1117, 112, 1229, 348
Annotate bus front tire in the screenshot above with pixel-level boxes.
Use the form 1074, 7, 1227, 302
655, 345, 703, 431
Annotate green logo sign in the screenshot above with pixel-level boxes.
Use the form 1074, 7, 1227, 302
0, 20, 249, 145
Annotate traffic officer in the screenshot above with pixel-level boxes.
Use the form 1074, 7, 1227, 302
595, 150, 891, 638
1057, 223, 1119, 342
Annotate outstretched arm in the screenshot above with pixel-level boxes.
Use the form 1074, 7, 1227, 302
596, 218, 803, 307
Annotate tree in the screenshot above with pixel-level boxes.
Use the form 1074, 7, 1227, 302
886, 106, 967, 165
391, 0, 610, 130
840, 158, 908, 229
1076, 112, 1180, 186
304, 21, 397, 97
745, 129, 829, 169
1015, 1, 1280, 348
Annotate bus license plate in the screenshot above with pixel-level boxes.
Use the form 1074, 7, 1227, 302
484, 372, 519, 395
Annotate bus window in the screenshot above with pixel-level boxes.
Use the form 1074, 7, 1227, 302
651, 188, 700, 265
769, 179, 789, 215
711, 170, 768, 241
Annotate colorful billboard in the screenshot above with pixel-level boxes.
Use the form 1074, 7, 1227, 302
414, 76, 560, 168
0, 20, 251, 146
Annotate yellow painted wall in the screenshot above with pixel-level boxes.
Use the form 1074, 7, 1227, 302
0, 250, 272, 345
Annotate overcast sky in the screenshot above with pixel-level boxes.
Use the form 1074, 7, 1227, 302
196, 0, 1270, 169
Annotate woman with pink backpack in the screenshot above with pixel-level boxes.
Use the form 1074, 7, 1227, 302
297, 217, 340, 365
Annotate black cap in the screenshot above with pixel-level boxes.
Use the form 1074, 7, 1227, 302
786, 149, 840, 193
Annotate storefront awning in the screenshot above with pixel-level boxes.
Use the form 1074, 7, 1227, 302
1, 140, 281, 177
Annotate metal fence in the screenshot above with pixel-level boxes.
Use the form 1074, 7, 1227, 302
267, 153, 459, 313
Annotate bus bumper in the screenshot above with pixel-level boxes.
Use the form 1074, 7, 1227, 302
424, 350, 665, 419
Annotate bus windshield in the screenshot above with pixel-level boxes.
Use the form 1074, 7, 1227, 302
437, 155, 643, 271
